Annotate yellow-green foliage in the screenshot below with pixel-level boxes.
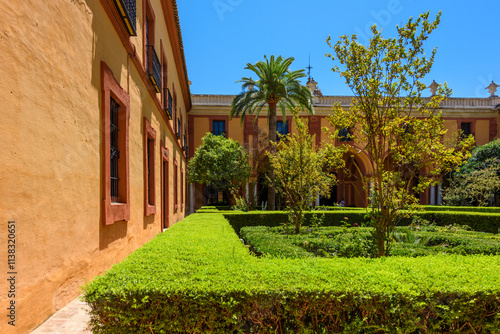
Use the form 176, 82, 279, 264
325, 12, 474, 257
268, 110, 343, 233
84, 212, 500, 333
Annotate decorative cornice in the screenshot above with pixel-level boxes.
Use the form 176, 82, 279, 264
191, 94, 500, 112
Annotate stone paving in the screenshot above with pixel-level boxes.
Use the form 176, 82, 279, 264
31, 296, 91, 334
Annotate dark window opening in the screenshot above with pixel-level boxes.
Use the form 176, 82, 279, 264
110, 98, 120, 203
338, 127, 352, 142
212, 120, 226, 137
276, 121, 288, 137
461, 122, 472, 137
147, 138, 154, 205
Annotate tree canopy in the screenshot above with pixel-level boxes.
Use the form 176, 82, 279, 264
443, 139, 500, 206
230, 55, 314, 210
187, 133, 250, 197
326, 11, 474, 256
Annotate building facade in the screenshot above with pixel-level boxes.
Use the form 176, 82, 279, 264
1, 0, 190, 332
189, 81, 500, 210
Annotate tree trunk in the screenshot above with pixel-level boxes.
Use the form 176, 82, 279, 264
268, 103, 277, 210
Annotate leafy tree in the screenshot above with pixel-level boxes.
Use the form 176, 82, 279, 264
187, 133, 250, 205
443, 139, 500, 206
268, 110, 343, 234
325, 11, 474, 256
230, 55, 314, 210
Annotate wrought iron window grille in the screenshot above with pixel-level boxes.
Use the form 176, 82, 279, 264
110, 98, 121, 203
146, 45, 161, 93
163, 88, 173, 119
113, 0, 137, 36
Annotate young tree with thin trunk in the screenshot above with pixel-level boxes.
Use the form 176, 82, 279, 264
230, 55, 314, 210
268, 110, 343, 233
326, 11, 474, 256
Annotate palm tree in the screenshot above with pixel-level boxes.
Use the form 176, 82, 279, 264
230, 55, 314, 210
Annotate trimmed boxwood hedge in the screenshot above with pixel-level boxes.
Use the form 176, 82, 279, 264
423, 205, 500, 213
224, 210, 500, 234
83, 212, 500, 333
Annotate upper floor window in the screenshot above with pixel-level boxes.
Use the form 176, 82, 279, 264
212, 120, 226, 137
461, 122, 473, 137
113, 0, 137, 36
277, 121, 288, 137
338, 127, 352, 142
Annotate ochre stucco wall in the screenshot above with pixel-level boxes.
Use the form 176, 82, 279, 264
0, 1, 189, 332
475, 119, 490, 145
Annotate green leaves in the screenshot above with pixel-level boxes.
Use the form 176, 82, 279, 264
83, 211, 500, 333
267, 110, 342, 233
187, 133, 250, 194
326, 11, 474, 256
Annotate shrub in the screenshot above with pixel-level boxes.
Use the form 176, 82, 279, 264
84, 213, 500, 333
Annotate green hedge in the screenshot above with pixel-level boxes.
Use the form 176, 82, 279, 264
84, 213, 500, 333
223, 210, 368, 234
423, 205, 500, 213
224, 210, 500, 234
411, 211, 500, 234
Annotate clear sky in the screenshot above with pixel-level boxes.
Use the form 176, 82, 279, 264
177, 0, 500, 98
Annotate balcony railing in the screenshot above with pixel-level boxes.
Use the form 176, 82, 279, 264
113, 0, 137, 36
147, 45, 161, 93
163, 88, 173, 119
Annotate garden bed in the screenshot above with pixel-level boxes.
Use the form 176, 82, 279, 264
240, 225, 500, 259
83, 211, 500, 333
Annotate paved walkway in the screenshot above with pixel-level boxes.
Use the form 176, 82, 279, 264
31, 296, 91, 334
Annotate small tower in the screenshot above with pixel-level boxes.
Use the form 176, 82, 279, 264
428, 80, 439, 96
305, 55, 322, 96
486, 81, 499, 98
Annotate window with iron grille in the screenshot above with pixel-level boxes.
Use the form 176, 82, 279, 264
165, 89, 173, 119
113, 0, 137, 36
101, 61, 130, 225
176, 118, 181, 138
174, 160, 178, 211
212, 120, 226, 137
143, 117, 156, 216
110, 98, 120, 203
147, 138, 153, 205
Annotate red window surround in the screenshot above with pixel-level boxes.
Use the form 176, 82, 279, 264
144, 117, 156, 216
101, 61, 130, 225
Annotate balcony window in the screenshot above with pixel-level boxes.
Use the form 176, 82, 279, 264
113, 0, 136, 36
147, 45, 161, 93
176, 118, 181, 138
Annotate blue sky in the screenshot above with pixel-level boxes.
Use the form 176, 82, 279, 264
177, 0, 500, 98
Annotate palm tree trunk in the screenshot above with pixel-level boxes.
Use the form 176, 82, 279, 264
268, 103, 277, 210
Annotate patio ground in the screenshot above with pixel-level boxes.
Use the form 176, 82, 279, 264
31, 296, 90, 334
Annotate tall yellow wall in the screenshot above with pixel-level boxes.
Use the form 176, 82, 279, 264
0, 1, 188, 332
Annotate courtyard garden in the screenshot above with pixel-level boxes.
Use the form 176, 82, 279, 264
83, 206, 500, 333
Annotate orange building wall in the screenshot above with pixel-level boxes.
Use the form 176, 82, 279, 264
0, 1, 189, 332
